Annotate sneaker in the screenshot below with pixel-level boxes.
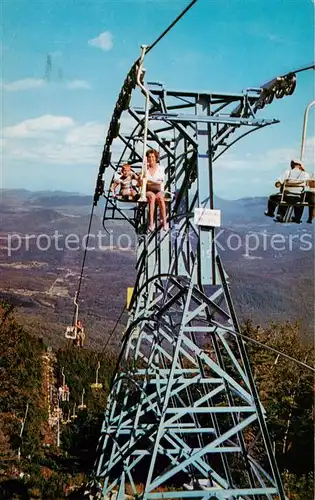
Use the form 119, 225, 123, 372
306, 219, 312, 224
264, 211, 274, 217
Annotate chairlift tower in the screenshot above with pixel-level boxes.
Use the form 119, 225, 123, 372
92, 57, 299, 499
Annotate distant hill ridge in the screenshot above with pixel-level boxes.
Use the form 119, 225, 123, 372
0, 189, 91, 206
27, 195, 93, 207
1, 188, 265, 207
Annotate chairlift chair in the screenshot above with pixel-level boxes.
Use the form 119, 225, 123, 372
71, 403, 77, 420
276, 100, 315, 223
103, 185, 147, 234
91, 362, 103, 391
65, 293, 79, 340
278, 179, 308, 222
61, 412, 69, 425
59, 385, 70, 402
59, 368, 70, 402
78, 389, 87, 410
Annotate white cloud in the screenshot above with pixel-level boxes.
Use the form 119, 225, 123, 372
88, 31, 113, 51
3, 115, 75, 139
216, 138, 314, 174
65, 79, 91, 90
1, 78, 46, 92
1, 78, 91, 92
1, 115, 106, 166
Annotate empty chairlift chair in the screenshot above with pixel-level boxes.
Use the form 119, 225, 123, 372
91, 362, 103, 391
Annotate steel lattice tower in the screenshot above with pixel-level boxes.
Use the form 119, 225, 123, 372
92, 59, 297, 499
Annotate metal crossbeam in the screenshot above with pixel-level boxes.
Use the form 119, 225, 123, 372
150, 112, 278, 127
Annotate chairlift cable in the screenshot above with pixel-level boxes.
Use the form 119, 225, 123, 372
291, 63, 315, 75
76, 204, 96, 301
211, 320, 315, 373
239, 331, 315, 373
145, 0, 198, 56
64, 203, 95, 353
100, 305, 127, 356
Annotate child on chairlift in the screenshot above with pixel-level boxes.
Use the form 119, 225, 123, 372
111, 163, 140, 200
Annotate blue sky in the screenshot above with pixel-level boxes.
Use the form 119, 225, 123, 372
1, 0, 314, 199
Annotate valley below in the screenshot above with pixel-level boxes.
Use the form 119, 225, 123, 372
1, 189, 314, 350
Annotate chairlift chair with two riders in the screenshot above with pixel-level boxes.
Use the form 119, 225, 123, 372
102, 52, 173, 235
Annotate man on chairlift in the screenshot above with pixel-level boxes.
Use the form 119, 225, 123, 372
264, 159, 309, 223
74, 320, 85, 348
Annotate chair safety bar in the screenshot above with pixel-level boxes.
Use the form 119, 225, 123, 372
65, 325, 77, 340
136, 45, 150, 202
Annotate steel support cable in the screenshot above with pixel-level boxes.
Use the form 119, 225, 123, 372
260, 63, 315, 87
94, 0, 198, 208
144, 0, 198, 56
293, 63, 315, 74
210, 320, 315, 374
76, 204, 95, 301
100, 305, 127, 357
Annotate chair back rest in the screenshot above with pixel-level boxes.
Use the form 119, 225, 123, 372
280, 178, 307, 202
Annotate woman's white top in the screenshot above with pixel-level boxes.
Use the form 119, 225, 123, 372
146, 164, 165, 183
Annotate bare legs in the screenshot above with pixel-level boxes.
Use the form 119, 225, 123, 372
156, 192, 168, 230
146, 191, 156, 231
146, 191, 168, 231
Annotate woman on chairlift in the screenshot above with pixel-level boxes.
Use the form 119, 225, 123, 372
143, 149, 168, 232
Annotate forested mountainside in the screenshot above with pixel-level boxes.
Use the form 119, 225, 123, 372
0, 304, 314, 499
